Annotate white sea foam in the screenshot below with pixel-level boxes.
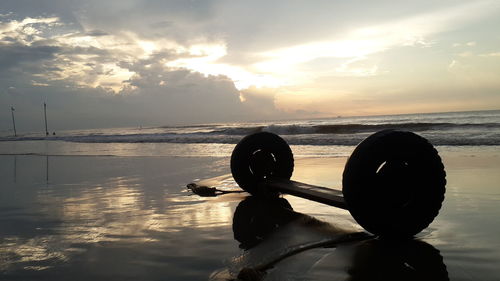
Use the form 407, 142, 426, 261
1, 110, 499, 148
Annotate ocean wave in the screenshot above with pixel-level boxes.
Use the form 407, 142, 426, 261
210, 122, 500, 135
2, 131, 499, 146
1, 113, 499, 146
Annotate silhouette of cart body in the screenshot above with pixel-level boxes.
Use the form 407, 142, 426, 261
230, 130, 447, 238
264, 179, 347, 209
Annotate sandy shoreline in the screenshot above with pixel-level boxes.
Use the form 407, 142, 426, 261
1, 147, 500, 280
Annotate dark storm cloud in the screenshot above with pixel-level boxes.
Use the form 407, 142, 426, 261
1, 66, 285, 131
0, 0, 82, 28
0, 43, 60, 72
0, 13, 286, 131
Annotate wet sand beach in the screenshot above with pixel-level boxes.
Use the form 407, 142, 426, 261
0, 147, 500, 280
2, 1, 500, 279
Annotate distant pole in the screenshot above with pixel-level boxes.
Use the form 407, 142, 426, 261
10, 106, 17, 137
44, 102, 49, 136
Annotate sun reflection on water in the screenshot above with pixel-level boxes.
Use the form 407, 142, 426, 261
0, 236, 69, 271
0, 168, 238, 272
39, 178, 234, 243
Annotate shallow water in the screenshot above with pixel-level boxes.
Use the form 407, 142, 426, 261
1, 151, 500, 280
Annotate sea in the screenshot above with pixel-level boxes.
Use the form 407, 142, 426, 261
1, 110, 499, 157
1, 110, 500, 281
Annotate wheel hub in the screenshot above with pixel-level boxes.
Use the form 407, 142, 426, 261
248, 149, 277, 180
376, 159, 415, 208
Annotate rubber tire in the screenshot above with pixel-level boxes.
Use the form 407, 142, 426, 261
342, 130, 446, 238
231, 132, 294, 195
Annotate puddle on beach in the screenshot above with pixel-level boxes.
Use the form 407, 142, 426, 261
1, 154, 500, 280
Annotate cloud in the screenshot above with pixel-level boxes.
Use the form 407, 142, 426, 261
251, 1, 498, 78
1, 66, 286, 130
0, 43, 60, 72
453, 41, 478, 48
1, 0, 500, 131
0, 14, 286, 131
0, 16, 133, 92
480, 52, 500, 57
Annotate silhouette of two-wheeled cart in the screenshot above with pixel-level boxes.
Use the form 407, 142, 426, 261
230, 130, 446, 238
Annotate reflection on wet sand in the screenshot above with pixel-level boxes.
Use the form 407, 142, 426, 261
232, 197, 297, 249
212, 196, 449, 281
346, 239, 449, 281
6, 153, 493, 280
41, 176, 235, 238
0, 172, 238, 273
0, 236, 68, 272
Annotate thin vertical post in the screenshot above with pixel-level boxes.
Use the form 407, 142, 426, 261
11, 106, 17, 137
44, 102, 48, 136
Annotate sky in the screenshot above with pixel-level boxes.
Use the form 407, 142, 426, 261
1, 0, 500, 131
